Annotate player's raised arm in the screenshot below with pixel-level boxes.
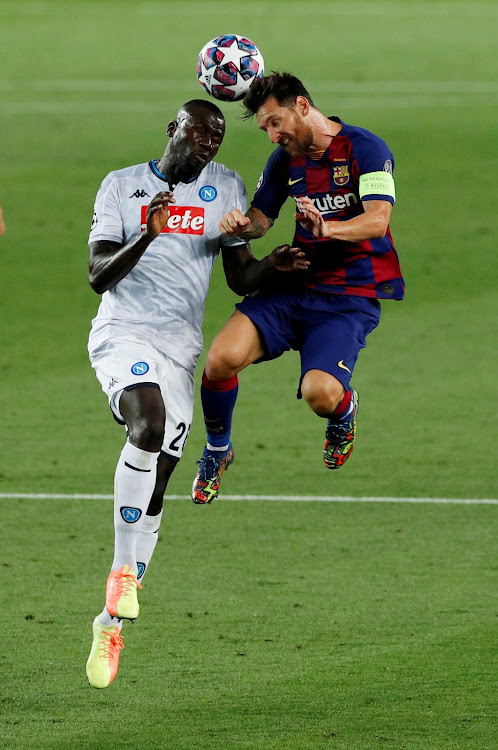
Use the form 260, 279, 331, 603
88, 191, 175, 294
219, 205, 274, 240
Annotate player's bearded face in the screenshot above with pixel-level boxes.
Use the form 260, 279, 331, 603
282, 113, 313, 156
257, 100, 313, 156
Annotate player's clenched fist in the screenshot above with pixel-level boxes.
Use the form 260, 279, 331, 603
145, 191, 176, 239
219, 208, 251, 236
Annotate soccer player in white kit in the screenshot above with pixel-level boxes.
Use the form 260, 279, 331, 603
85, 99, 309, 688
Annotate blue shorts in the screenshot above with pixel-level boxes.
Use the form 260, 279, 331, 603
235, 289, 381, 397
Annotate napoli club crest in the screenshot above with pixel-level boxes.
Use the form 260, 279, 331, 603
333, 165, 349, 186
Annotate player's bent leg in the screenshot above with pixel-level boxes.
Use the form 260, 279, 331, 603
300, 369, 345, 417
301, 370, 358, 470
192, 311, 264, 505
205, 310, 266, 380
86, 616, 124, 689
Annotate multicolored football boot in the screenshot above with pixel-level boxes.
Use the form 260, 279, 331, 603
191, 444, 235, 504
105, 565, 142, 620
86, 616, 124, 689
323, 389, 359, 470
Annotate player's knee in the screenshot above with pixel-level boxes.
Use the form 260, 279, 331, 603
205, 346, 242, 381
301, 372, 344, 417
127, 415, 165, 452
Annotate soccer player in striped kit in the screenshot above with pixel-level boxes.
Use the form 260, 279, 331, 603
192, 73, 404, 505
85, 99, 308, 688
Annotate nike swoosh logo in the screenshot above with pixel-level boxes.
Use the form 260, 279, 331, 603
338, 360, 351, 373
288, 178, 304, 186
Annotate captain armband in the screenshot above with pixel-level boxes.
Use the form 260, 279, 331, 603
359, 171, 396, 201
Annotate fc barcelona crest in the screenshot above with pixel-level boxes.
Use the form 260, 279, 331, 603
333, 165, 349, 186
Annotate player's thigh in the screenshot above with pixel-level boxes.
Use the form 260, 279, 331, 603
89, 337, 163, 423
206, 309, 265, 377
299, 297, 380, 392
119, 385, 166, 440
156, 354, 195, 462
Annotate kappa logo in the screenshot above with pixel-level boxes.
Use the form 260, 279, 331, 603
131, 361, 149, 376
120, 506, 142, 523
199, 185, 217, 202
107, 377, 118, 392
141, 205, 205, 234
130, 189, 150, 198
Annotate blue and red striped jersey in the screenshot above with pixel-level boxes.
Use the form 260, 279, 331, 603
251, 117, 405, 300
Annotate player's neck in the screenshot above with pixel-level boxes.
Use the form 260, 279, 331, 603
155, 156, 198, 188
307, 111, 342, 158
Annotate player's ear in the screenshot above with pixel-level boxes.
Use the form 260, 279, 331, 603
166, 120, 177, 137
296, 96, 310, 116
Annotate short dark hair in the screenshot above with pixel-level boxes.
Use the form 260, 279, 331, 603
242, 72, 314, 118
180, 99, 225, 121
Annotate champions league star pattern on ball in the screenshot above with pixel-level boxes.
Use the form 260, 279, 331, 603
196, 34, 264, 102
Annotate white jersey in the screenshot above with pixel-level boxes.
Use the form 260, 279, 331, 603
88, 159, 247, 373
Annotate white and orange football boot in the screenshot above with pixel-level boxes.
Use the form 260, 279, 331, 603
86, 617, 124, 689
105, 565, 142, 620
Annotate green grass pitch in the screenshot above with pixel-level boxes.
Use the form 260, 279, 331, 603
0, 1, 496, 748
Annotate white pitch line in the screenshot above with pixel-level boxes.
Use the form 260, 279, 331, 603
0, 493, 496, 505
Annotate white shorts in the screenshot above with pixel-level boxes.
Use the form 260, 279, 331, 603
89, 337, 194, 461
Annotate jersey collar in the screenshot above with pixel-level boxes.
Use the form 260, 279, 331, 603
149, 159, 198, 186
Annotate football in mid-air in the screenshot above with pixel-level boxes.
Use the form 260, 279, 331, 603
196, 34, 265, 102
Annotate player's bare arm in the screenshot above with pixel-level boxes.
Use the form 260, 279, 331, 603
296, 197, 392, 242
219, 205, 274, 240
88, 192, 175, 294
0, 204, 5, 236
221, 242, 309, 296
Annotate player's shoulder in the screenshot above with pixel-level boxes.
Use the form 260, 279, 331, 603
205, 160, 242, 182
339, 119, 391, 152
205, 161, 246, 194
103, 161, 150, 182
266, 146, 290, 169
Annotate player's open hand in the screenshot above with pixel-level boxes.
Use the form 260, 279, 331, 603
295, 196, 329, 238
219, 208, 251, 236
270, 244, 310, 272
145, 192, 175, 238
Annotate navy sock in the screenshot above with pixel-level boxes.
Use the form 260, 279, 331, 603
201, 371, 239, 448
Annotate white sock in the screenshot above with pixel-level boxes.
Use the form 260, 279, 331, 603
135, 510, 163, 583
98, 608, 122, 629
207, 442, 229, 452
111, 441, 160, 572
